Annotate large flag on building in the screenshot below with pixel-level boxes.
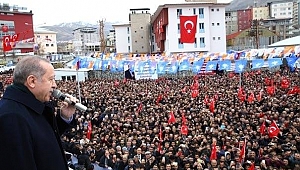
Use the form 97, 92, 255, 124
180, 15, 197, 43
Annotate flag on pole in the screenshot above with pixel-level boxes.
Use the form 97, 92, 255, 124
87, 121, 92, 140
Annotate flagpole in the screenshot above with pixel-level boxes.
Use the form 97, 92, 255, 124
76, 69, 82, 104
239, 72, 242, 88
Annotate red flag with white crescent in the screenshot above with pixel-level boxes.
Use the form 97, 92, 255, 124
180, 15, 197, 43
2, 35, 12, 52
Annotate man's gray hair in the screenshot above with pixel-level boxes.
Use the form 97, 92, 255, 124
13, 56, 51, 84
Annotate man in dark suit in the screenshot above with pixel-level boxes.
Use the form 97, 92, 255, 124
124, 68, 135, 80
0, 56, 77, 170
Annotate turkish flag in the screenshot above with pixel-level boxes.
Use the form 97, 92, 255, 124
191, 90, 198, 98
180, 15, 197, 43
264, 77, 271, 86
209, 100, 215, 113
156, 94, 163, 105
248, 163, 255, 170
2, 35, 12, 52
190, 81, 199, 90
266, 86, 275, 96
181, 86, 187, 93
158, 126, 163, 153
247, 92, 255, 103
10, 33, 19, 47
137, 103, 143, 113
168, 111, 176, 124
1, 25, 8, 32
239, 139, 246, 163
87, 121, 92, 140
268, 120, 280, 138
281, 77, 290, 89
182, 112, 187, 125
238, 87, 246, 102
181, 124, 188, 135
287, 86, 300, 95
260, 120, 266, 135
203, 95, 209, 105
210, 143, 217, 161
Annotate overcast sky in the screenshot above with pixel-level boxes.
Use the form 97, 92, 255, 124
8, 0, 232, 26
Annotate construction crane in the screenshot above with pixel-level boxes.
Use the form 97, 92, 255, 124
98, 19, 106, 53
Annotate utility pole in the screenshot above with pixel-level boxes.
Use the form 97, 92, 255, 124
98, 19, 106, 53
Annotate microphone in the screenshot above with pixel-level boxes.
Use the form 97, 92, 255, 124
52, 89, 87, 112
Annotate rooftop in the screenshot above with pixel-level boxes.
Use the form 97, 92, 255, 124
34, 28, 57, 34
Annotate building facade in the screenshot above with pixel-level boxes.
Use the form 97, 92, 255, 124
225, 10, 238, 35
106, 30, 116, 52
270, 1, 293, 19
261, 18, 293, 40
151, 2, 229, 54
113, 23, 131, 53
0, 3, 34, 54
129, 8, 151, 53
34, 28, 57, 55
237, 8, 253, 32
73, 27, 100, 54
113, 9, 151, 54
253, 6, 269, 20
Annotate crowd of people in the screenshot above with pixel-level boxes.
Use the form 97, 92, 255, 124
1, 67, 299, 170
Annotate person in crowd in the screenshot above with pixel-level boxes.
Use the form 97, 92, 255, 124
0, 62, 299, 170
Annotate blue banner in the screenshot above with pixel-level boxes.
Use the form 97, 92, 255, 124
268, 58, 282, 68
252, 59, 264, 69
234, 59, 247, 73
205, 60, 218, 71
218, 60, 231, 71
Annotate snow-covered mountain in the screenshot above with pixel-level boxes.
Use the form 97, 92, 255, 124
41, 21, 114, 42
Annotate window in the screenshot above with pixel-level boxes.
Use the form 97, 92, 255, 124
218, 37, 221, 40
200, 37, 205, 47
46, 44, 49, 47
37, 35, 40, 38
199, 8, 204, 18
177, 9, 182, 18
141, 27, 143, 29
211, 9, 214, 12
199, 23, 205, 33
213, 37, 216, 40
217, 8, 219, 11
193, 8, 196, 15
178, 38, 184, 49
178, 23, 180, 34
51, 44, 54, 47
194, 38, 197, 48
141, 36, 143, 39
128, 46, 131, 52
212, 23, 215, 26
128, 36, 130, 43
217, 23, 220, 26
46, 35, 49, 38
142, 46, 144, 49
127, 27, 130, 34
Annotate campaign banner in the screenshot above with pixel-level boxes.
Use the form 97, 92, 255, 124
134, 61, 158, 80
